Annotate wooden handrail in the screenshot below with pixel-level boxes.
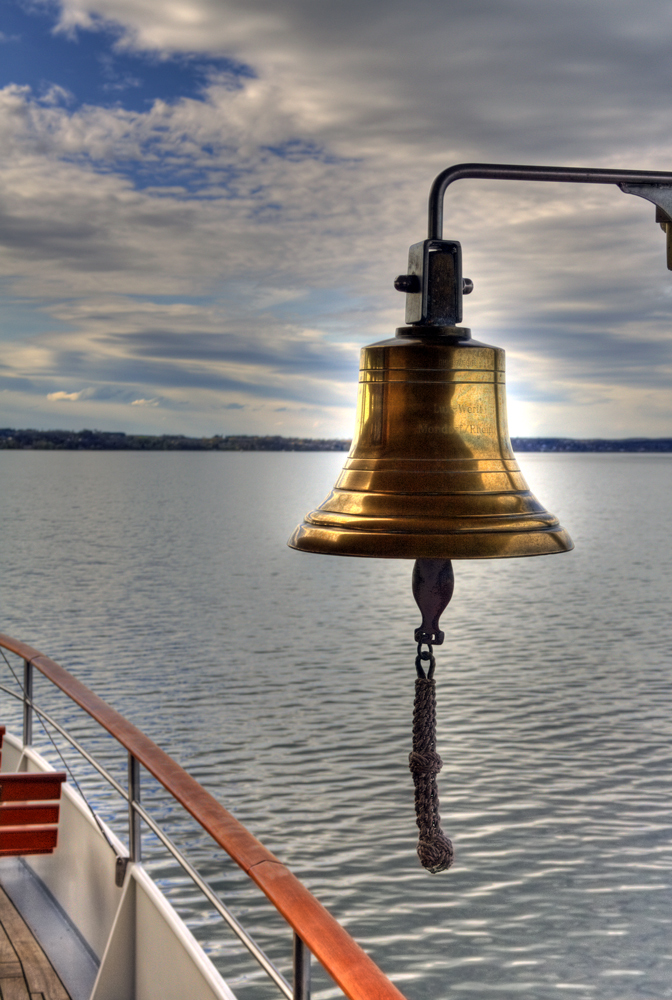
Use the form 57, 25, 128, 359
0, 634, 408, 1000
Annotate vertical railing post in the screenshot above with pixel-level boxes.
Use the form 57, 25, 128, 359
22, 659, 33, 747
128, 753, 141, 862
293, 933, 311, 1000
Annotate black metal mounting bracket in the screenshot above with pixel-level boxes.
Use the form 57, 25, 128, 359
395, 162, 672, 327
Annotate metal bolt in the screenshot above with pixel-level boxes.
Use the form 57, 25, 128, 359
394, 274, 421, 293
462, 278, 474, 294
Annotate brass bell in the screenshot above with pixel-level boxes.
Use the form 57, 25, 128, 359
289, 233, 573, 560
290, 162, 672, 560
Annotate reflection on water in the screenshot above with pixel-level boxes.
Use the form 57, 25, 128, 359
1, 451, 672, 1000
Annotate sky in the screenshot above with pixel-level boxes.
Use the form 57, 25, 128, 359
1, 0, 672, 439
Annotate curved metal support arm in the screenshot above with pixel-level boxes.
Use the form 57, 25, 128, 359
428, 162, 672, 239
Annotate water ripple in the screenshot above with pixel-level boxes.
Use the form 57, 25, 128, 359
1, 451, 672, 1000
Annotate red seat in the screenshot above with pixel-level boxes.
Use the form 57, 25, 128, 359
0, 732, 66, 856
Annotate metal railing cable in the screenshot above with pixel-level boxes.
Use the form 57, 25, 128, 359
0, 679, 128, 799
0, 669, 293, 998
0, 634, 408, 1000
130, 797, 293, 998
0, 650, 122, 859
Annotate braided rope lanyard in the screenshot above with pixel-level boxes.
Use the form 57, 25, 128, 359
409, 642, 454, 873
408, 559, 455, 874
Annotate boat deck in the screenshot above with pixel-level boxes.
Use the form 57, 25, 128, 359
0, 886, 70, 1000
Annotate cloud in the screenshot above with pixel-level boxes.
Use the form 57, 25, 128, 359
131, 397, 158, 405
0, 0, 671, 437
47, 388, 92, 401
39, 84, 74, 107
50, 0, 672, 163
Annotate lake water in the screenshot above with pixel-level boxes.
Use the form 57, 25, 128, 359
1, 450, 672, 1000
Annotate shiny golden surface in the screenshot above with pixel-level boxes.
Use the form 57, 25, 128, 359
289, 327, 574, 559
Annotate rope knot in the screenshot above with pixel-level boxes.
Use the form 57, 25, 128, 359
408, 749, 443, 776
417, 832, 454, 874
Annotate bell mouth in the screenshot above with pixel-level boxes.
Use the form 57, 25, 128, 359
288, 519, 573, 560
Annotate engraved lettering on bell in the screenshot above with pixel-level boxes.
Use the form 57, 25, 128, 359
456, 404, 486, 414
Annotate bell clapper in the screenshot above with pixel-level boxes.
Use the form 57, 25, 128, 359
409, 559, 455, 874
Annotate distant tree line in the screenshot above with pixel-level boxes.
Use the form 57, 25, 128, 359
0, 428, 351, 451
510, 437, 672, 452
1, 428, 671, 452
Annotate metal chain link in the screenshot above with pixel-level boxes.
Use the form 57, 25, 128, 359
414, 641, 436, 680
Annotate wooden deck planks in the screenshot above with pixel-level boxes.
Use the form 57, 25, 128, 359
0, 888, 70, 1000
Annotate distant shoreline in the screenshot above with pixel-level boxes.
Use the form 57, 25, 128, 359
1, 428, 672, 452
